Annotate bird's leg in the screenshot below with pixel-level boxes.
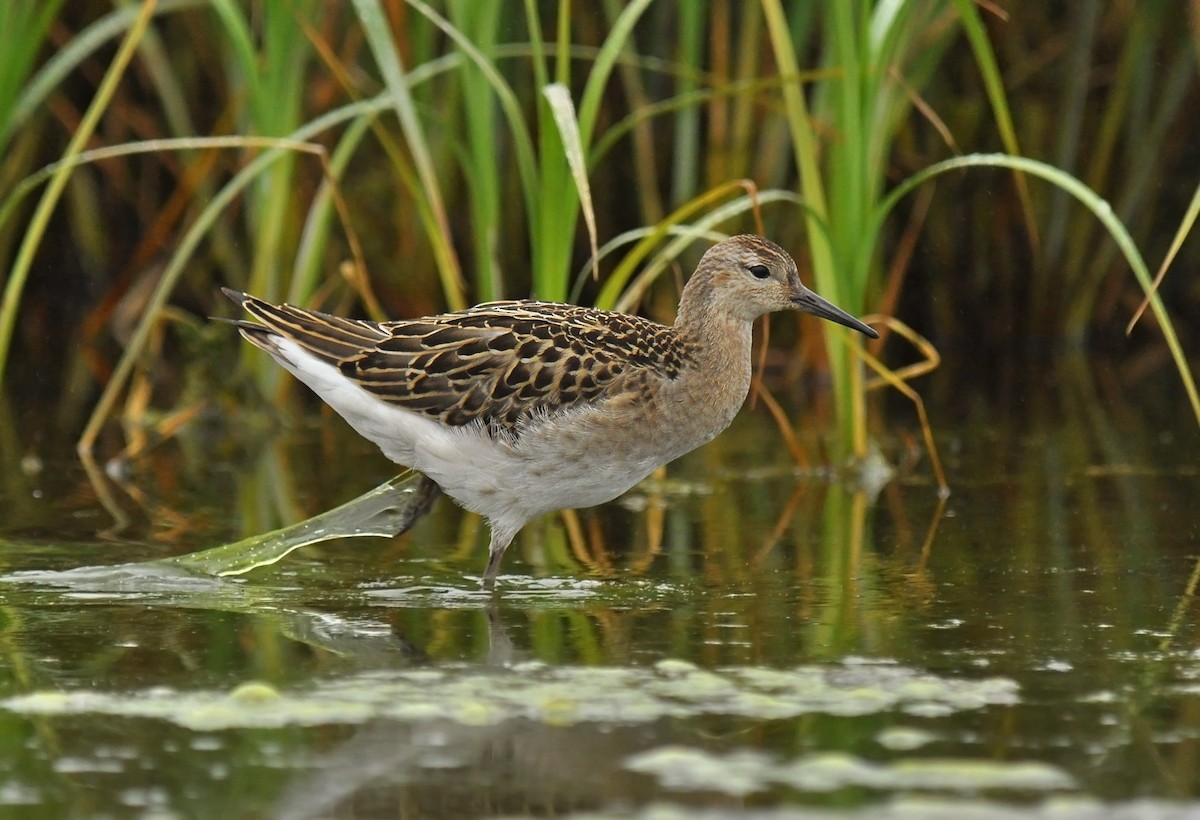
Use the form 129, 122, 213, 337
480, 521, 518, 592
394, 474, 442, 535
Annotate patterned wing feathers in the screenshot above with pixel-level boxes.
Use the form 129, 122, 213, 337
228, 289, 388, 365
342, 311, 645, 432
229, 292, 691, 435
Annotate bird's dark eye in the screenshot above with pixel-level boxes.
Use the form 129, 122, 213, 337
747, 264, 770, 280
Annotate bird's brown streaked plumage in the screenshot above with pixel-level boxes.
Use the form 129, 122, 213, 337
223, 235, 879, 590
226, 291, 697, 437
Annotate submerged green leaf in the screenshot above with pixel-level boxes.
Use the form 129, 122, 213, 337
170, 474, 426, 577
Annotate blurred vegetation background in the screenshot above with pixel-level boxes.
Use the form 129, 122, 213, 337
0, 4, 1198, 731
1, 0, 1197, 466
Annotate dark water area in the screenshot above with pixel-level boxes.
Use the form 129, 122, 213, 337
0, 352, 1198, 818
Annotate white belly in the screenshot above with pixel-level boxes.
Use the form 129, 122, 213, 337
262, 338, 729, 529
413, 406, 669, 526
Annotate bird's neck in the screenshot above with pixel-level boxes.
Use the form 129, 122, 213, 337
668, 297, 755, 433
675, 287, 754, 373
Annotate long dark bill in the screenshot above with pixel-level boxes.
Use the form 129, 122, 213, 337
794, 288, 879, 339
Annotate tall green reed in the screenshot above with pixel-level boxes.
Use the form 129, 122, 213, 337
213, 0, 318, 301
0, 0, 158, 385
400, 0, 653, 302
1, 1, 1197, 476
759, 0, 1031, 459
446, 0, 503, 301
0, 0, 67, 155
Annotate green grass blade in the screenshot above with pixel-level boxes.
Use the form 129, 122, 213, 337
6, 0, 204, 146
76, 96, 400, 454
1041, 0, 1100, 265
247, 2, 315, 300
761, 0, 831, 261
290, 115, 377, 304
666, 0, 704, 207
0, 0, 67, 149
352, 0, 466, 309
589, 77, 780, 166
825, 1, 866, 297
1066, 41, 1193, 334
763, 0, 861, 457
447, 0, 503, 300
554, 0, 571, 85
534, 92, 575, 300
948, 0, 1038, 248
405, 0, 541, 299
1126, 179, 1200, 334
872, 153, 1200, 428
576, 0, 655, 145
208, 0, 259, 99
543, 84, 599, 281
0, 0, 156, 386
523, 0, 550, 90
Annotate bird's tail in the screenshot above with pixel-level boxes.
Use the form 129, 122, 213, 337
220, 287, 387, 365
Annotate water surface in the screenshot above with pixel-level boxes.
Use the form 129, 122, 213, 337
0, 358, 1197, 818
